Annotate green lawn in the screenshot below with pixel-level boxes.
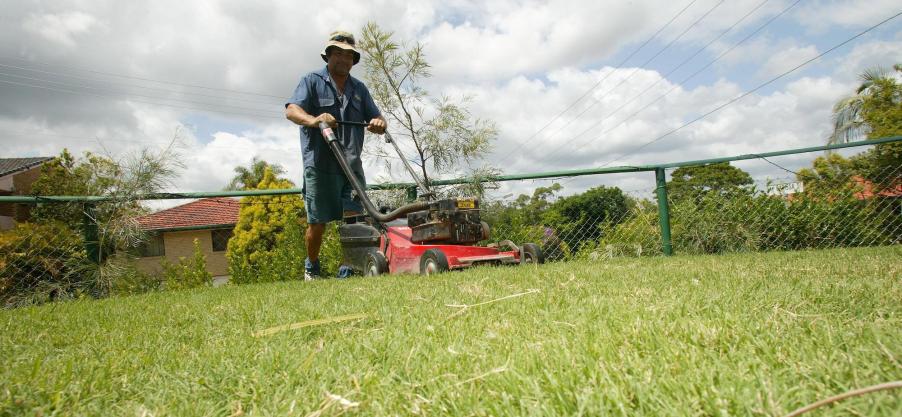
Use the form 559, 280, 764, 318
2, 246, 901, 416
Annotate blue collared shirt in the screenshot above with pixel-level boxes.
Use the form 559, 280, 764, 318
286, 66, 382, 177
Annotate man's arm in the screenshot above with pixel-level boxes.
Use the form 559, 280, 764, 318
285, 104, 337, 128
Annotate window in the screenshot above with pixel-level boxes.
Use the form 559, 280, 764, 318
137, 233, 165, 257
211, 229, 233, 252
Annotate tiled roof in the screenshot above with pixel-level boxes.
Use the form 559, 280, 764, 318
852, 176, 902, 199
138, 198, 240, 231
0, 157, 53, 177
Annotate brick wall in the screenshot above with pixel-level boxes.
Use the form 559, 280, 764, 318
134, 229, 230, 277
0, 167, 44, 230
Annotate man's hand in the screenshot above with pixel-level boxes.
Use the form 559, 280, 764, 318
367, 118, 387, 134
314, 113, 337, 129
285, 104, 336, 130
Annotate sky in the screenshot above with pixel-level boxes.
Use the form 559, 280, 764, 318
1, 0, 900, 205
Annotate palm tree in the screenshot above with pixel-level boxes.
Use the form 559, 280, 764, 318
828, 65, 900, 145
226, 157, 287, 190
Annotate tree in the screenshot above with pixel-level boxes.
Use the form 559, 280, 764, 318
829, 64, 901, 186
482, 183, 564, 257
488, 183, 563, 229
358, 22, 498, 195
31, 149, 120, 229
226, 157, 287, 190
829, 64, 901, 144
32, 148, 181, 262
543, 186, 631, 252
226, 167, 307, 284
8, 145, 181, 303
668, 162, 753, 202
796, 153, 863, 197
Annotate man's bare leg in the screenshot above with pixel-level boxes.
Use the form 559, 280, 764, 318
306, 223, 326, 262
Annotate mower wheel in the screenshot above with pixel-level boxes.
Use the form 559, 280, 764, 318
365, 251, 389, 276
520, 243, 544, 264
420, 249, 449, 275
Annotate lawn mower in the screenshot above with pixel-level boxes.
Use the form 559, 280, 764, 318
320, 121, 544, 276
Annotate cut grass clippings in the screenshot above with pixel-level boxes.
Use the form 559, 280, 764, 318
253, 313, 368, 337
1, 245, 901, 416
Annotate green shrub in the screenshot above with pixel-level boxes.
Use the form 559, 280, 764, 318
227, 168, 306, 284
317, 223, 343, 277
752, 194, 896, 250
543, 186, 631, 254
232, 219, 306, 284
0, 222, 89, 307
161, 239, 212, 290
669, 193, 761, 254
106, 255, 162, 296
591, 190, 898, 258
594, 202, 662, 258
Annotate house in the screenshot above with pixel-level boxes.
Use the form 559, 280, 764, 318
0, 157, 54, 230
851, 175, 902, 200
135, 198, 239, 283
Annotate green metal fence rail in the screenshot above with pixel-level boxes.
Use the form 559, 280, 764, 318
2, 135, 900, 259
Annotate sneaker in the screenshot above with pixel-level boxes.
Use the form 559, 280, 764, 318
304, 258, 321, 281
337, 265, 354, 279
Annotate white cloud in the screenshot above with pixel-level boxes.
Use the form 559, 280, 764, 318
1, 0, 899, 204
759, 45, 820, 79
796, 0, 902, 32
21, 11, 99, 47
832, 38, 902, 82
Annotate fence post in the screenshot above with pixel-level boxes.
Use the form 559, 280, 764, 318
82, 203, 100, 263
654, 168, 674, 256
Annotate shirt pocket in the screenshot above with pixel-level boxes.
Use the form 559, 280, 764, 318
345, 95, 363, 121
318, 98, 335, 108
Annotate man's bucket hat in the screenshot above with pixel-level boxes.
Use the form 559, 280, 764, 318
321, 31, 361, 64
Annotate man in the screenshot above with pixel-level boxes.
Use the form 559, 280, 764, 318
285, 31, 387, 280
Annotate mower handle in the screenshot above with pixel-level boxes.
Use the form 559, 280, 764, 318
319, 122, 430, 224
334, 121, 435, 200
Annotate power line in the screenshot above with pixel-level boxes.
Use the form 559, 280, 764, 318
0, 71, 280, 115
513, 0, 728, 166
0, 62, 283, 105
0, 129, 298, 151
601, 9, 901, 167
0, 55, 285, 99
538, 0, 775, 166
0, 78, 283, 120
492, 0, 700, 163
549, 8, 902, 192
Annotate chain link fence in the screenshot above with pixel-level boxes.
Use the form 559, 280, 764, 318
486, 160, 900, 261
1, 140, 900, 307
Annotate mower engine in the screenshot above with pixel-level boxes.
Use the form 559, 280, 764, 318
406, 198, 489, 244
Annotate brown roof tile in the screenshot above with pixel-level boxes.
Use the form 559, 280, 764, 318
138, 198, 239, 231
0, 157, 53, 177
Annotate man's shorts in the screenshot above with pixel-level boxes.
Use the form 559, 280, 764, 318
303, 166, 364, 224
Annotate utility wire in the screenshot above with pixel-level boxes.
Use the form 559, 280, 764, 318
538, 0, 770, 165
0, 62, 283, 105
0, 71, 279, 114
0, 78, 282, 120
555, 6, 899, 191
0, 55, 285, 98
492, 0, 700, 161
0, 129, 300, 152
548, 0, 801, 178
507, 0, 727, 166
600, 9, 902, 169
